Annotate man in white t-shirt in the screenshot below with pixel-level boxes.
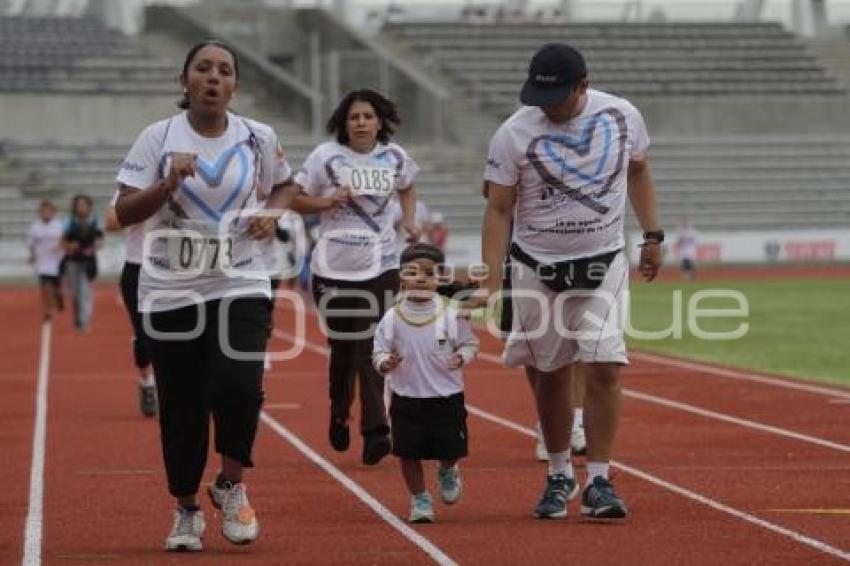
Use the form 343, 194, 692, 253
27, 199, 65, 321
466, 43, 662, 521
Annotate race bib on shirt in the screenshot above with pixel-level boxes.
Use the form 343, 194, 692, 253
344, 166, 396, 196
166, 231, 234, 276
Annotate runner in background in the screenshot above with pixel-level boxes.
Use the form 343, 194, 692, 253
675, 217, 699, 280
27, 199, 65, 322
105, 197, 157, 417
62, 193, 103, 333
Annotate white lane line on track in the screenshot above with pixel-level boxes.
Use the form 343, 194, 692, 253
466, 405, 850, 563
270, 330, 850, 562
623, 389, 850, 453
22, 321, 51, 566
475, 351, 850, 454
260, 412, 457, 566
630, 351, 850, 400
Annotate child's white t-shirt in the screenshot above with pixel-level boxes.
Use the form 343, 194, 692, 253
373, 296, 478, 398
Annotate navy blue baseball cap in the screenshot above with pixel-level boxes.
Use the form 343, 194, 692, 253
520, 43, 587, 107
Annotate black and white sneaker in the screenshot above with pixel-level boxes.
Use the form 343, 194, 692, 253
533, 473, 579, 519
581, 476, 628, 520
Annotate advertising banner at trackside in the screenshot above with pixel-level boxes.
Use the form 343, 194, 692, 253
627, 229, 850, 265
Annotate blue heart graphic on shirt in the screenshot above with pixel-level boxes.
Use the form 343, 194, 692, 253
178, 142, 251, 222
527, 107, 628, 214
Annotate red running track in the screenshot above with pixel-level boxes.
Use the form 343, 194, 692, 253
3, 284, 849, 565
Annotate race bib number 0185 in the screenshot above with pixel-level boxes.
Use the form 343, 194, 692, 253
346, 166, 395, 196
167, 235, 233, 275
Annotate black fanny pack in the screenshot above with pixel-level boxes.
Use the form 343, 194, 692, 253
510, 243, 620, 292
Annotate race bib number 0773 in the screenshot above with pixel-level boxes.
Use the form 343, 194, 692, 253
167, 235, 233, 275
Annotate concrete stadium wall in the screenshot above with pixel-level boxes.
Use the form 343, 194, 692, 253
633, 95, 850, 135
0, 94, 177, 139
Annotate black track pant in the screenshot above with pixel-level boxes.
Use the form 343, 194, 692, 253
312, 270, 399, 436
119, 262, 152, 369
145, 296, 271, 497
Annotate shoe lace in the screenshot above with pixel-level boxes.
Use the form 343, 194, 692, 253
414, 493, 431, 510
223, 483, 247, 518
172, 509, 197, 537
542, 475, 569, 505
589, 479, 617, 505
438, 467, 455, 489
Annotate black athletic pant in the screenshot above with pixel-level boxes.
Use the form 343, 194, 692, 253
312, 269, 399, 436
145, 296, 271, 498
119, 262, 152, 369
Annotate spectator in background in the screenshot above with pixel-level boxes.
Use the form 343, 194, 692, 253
675, 218, 699, 280
426, 211, 449, 252
27, 199, 65, 322
62, 193, 103, 333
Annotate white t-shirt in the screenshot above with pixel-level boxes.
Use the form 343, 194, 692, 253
373, 297, 478, 398
677, 226, 699, 260
116, 111, 292, 312
295, 140, 419, 281
389, 198, 430, 254
27, 217, 64, 276
485, 89, 650, 262
110, 189, 145, 265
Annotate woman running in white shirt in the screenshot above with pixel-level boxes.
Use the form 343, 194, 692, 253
115, 40, 296, 552
290, 89, 421, 465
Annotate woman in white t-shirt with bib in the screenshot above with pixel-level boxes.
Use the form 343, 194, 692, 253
290, 89, 421, 466
115, 40, 296, 553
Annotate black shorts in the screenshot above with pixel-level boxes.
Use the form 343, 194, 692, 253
390, 392, 468, 461
39, 275, 60, 287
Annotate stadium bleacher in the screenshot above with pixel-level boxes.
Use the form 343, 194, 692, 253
1, 11, 848, 249
384, 21, 847, 111
0, 15, 175, 94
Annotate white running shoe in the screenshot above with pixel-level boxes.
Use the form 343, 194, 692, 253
165, 508, 205, 552
437, 465, 462, 504
221, 482, 259, 545
570, 425, 587, 455
409, 491, 435, 523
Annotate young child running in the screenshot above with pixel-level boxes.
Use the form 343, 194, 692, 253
373, 243, 478, 523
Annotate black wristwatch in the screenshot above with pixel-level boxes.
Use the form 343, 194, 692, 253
643, 229, 665, 243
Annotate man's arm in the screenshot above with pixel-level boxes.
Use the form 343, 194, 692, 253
480, 182, 516, 295
627, 158, 662, 281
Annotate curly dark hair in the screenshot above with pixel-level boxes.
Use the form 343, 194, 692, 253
326, 89, 401, 146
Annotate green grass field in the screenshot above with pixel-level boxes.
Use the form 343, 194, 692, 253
627, 278, 850, 386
